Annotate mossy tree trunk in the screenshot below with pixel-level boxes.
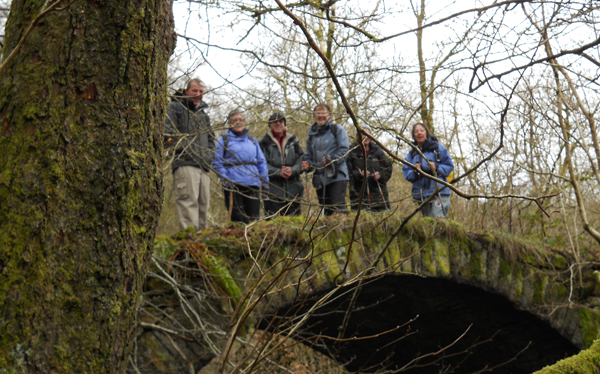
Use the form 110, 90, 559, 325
0, 0, 175, 372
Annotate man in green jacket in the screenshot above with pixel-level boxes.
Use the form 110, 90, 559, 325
259, 113, 305, 216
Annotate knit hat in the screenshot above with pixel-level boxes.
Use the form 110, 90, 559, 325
268, 112, 286, 126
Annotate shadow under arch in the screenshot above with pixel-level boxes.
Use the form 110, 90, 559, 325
266, 274, 579, 373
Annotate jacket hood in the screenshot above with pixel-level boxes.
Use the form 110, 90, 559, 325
412, 135, 439, 153
228, 127, 250, 137
308, 118, 333, 136
265, 130, 292, 144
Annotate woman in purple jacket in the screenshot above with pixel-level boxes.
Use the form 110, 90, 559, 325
213, 109, 269, 223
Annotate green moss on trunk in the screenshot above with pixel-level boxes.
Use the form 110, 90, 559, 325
533, 339, 600, 373
0, 1, 175, 372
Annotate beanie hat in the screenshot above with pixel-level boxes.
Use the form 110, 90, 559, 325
268, 112, 286, 126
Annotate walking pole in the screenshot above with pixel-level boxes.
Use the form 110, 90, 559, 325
322, 181, 327, 216
360, 168, 371, 209
366, 177, 371, 208
372, 168, 389, 210
228, 189, 234, 222
305, 173, 310, 200
304, 173, 311, 216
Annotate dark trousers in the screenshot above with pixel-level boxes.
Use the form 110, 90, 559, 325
317, 180, 348, 216
223, 185, 260, 223
265, 199, 301, 217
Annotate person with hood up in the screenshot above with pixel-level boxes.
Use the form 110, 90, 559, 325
164, 78, 215, 231
301, 103, 350, 216
259, 112, 305, 216
213, 109, 269, 223
347, 125, 393, 212
402, 123, 454, 218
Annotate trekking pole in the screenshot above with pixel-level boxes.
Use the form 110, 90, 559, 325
360, 168, 371, 208
366, 176, 371, 208
304, 172, 311, 216
228, 190, 234, 221
305, 173, 310, 200
372, 168, 389, 210
322, 181, 327, 216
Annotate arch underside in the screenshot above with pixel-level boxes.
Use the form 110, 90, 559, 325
269, 275, 579, 373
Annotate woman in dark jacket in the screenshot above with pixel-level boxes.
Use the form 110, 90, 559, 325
347, 125, 393, 211
213, 109, 269, 223
402, 123, 454, 218
259, 112, 304, 216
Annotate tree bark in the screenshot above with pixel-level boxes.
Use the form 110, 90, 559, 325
0, 0, 175, 372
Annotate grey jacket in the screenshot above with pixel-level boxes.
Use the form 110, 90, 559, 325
164, 90, 215, 172
259, 131, 304, 201
304, 119, 350, 187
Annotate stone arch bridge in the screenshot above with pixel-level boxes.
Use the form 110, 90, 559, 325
149, 215, 600, 373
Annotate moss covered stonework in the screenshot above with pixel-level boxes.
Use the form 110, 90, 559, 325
0, 1, 175, 372
159, 215, 600, 356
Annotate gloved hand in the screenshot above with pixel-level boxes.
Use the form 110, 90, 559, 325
222, 180, 235, 190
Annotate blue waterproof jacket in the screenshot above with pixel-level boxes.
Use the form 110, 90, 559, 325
402, 136, 454, 200
303, 119, 350, 187
213, 128, 269, 187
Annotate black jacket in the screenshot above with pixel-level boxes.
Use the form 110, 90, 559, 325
347, 142, 393, 211
164, 90, 215, 172
259, 131, 304, 201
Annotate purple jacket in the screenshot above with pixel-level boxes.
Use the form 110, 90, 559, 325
213, 128, 269, 187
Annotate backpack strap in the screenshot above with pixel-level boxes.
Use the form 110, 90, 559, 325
308, 123, 339, 143
222, 133, 230, 159
222, 133, 256, 159
331, 123, 339, 141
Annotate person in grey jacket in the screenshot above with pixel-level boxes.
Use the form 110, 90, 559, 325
164, 78, 215, 231
301, 103, 350, 215
259, 112, 304, 216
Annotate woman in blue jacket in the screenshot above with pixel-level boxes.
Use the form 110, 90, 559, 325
213, 110, 269, 223
402, 123, 454, 218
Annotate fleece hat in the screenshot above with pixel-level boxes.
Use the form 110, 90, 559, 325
268, 112, 286, 126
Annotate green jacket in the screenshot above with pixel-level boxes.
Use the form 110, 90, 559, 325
259, 131, 305, 201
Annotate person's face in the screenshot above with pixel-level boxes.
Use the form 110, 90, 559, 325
313, 106, 331, 126
413, 125, 428, 145
361, 129, 371, 146
185, 82, 205, 106
230, 114, 245, 132
269, 119, 285, 136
